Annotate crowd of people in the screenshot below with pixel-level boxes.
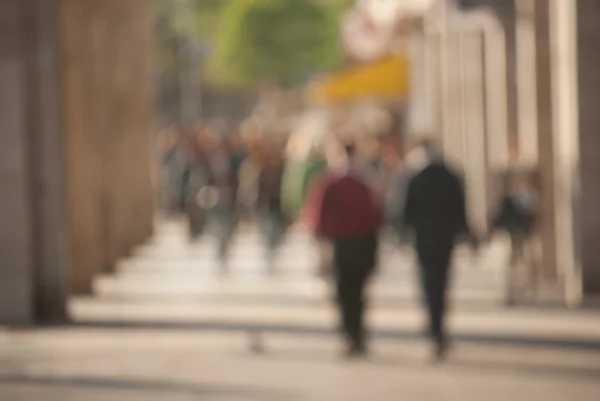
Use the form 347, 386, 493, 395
158, 121, 539, 362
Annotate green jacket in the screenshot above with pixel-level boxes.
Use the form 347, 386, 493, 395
281, 156, 327, 220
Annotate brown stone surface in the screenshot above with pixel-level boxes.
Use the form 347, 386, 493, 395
60, 0, 155, 294
576, 1, 600, 294
27, 0, 70, 321
0, 0, 36, 322
534, 0, 558, 279
0, 0, 155, 321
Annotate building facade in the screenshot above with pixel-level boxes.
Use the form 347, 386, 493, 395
409, 0, 600, 304
0, 0, 155, 322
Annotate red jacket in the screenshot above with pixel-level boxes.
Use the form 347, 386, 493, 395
305, 171, 382, 240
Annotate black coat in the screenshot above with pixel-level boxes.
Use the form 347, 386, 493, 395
403, 163, 469, 254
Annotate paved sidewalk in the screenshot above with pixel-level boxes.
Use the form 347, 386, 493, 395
2, 221, 600, 400
0, 328, 599, 401
69, 221, 600, 348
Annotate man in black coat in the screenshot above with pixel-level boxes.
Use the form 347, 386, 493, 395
400, 139, 474, 361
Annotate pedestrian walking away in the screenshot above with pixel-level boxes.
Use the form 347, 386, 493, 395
400, 138, 476, 361
311, 142, 382, 358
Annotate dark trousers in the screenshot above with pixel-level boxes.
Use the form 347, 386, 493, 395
186, 201, 206, 239
258, 209, 286, 256
416, 237, 453, 345
332, 236, 378, 346
213, 212, 238, 264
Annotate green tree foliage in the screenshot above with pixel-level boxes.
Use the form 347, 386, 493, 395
154, 0, 208, 124
208, 0, 346, 87
195, 0, 227, 41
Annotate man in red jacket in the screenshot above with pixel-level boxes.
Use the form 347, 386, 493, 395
310, 142, 382, 357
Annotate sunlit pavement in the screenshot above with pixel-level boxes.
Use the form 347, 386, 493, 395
1, 219, 599, 400
0, 329, 600, 400
69, 220, 600, 345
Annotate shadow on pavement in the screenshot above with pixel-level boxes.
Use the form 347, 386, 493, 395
445, 358, 600, 382
5, 317, 600, 354
252, 346, 600, 382
42, 320, 600, 351
0, 374, 294, 400
74, 293, 505, 312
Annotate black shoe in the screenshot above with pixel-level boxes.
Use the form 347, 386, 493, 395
344, 339, 368, 359
431, 340, 449, 363
248, 331, 265, 354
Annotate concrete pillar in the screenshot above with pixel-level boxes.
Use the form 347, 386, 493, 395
408, 36, 429, 134
461, 31, 489, 233
27, 0, 69, 320
0, 0, 68, 322
438, 0, 457, 159
423, 34, 442, 134
574, 0, 600, 296
515, 0, 538, 165
482, 24, 511, 219
0, 0, 36, 322
497, 2, 520, 156
61, 0, 105, 294
534, 0, 558, 279
440, 30, 465, 166
408, 33, 440, 135
61, 0, 155, 294
483, 26, 509, 171
548, 0, 580, 304
0, 0, 155, 321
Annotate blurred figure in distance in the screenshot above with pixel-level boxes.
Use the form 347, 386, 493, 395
256, 138, 288, 275
490, 170, 539, 305
200, 130, 241, 275
282, 134, 329, 276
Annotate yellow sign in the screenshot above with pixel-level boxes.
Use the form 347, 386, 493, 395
309, 54, 410, 104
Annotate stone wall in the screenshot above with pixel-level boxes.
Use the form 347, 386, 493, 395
576, 0, 600, 294
60, 0, 155, 294
0, 0, 155, 322
0, 0, 35, 322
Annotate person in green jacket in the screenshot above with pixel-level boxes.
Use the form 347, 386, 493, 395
281, 139, 327, 222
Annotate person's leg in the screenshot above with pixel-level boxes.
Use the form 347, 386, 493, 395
421, 267, 450, 361
337, 236, 377, 356
353, 236, 377, 352
187, 202, 205, 240
266, 211, 286, 274
332, 241, 353, 349
419, 268, 436, 338
217, 212, 237, 275
343, 270, 363, 349
348, 267, 372, 354
507, 234, 524, 305
418, 241, 452, 360
424, 269, 449, 344
258, 210, 277, 274
334, 272, 349, 337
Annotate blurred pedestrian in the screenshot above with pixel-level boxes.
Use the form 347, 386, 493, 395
161, 127, 191, 216
384, 144, 415, 246
281, 136, 327, 223
400, 138, 475, 361
282, 135, 329, 277
256, 140, 288, 275
185, 126, 211, 239
200, 131, 241, 275
490, 171, 539, 305
311, 141, 382, 358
